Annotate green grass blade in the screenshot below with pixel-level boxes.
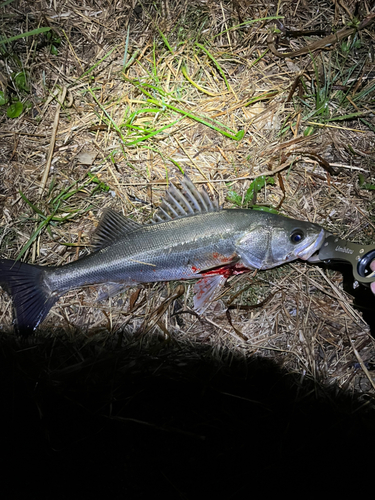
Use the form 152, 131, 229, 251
157, 28, 174, 54
212, 16, 284, 39
123, 25, 130, 70
352, 81, 375, 101
243, 176, 275, 206
226, 189, 243, 207
16, 212, 56, 262
326, 111, 368, 122
123, 78, 169, 97
248, 49, 269, 69
124, 117, 184, 146
360, 118, 375, 133
19, 190, 45, 216
181, 64, 220, 96
0, 27, 50, 44
167, 157, 184, 174
195, 42, 230, 91
0, 0, 16, 7
244, 90, 278, 106
80, 44, 120, 79
125, 80, 244, 140
124, 107, 160, 126
88, 87, 127, 143
149, 97, 244, 140
123, 49, 140, 71
138, 88, 243, 140
252, 206, 279, 214
226, 176, 275, 209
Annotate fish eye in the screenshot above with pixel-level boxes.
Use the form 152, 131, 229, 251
290, 229, 305, 244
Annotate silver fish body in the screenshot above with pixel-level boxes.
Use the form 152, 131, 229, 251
47, 209, 325, 291
0, 177, 327, 334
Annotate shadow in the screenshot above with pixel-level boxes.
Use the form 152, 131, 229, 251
1, 328, 375, 498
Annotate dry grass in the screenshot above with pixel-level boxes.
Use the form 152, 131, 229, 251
0, 0, 375, 403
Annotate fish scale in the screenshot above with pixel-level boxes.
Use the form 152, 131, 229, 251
47, 210, 247, 292
0, 176, 326, 335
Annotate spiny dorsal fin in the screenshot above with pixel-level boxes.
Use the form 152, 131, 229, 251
92, 208, 142, 251
152, 175, 220, 223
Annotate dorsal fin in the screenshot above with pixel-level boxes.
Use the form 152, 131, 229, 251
152, 175, 220, 223
92, 208, 142, 251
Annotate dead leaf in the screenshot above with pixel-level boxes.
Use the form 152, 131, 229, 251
76, 151, 97, 165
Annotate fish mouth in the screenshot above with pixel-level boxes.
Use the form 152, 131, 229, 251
296, 228, 327, 261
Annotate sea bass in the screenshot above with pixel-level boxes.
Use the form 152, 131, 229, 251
0, 176, 327, 335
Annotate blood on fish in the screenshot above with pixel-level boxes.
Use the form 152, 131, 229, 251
212, 252, 234, 264
202, 262, 250, 279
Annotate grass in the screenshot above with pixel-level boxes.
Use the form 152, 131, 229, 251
0, 0, 374, 400
226, 175, 278, 213
287, 47, 375, 137
16, 175, 101, 261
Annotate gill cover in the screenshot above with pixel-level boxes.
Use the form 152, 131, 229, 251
235, 221, 326, 270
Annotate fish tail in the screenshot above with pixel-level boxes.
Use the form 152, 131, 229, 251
0, 259, 57, 335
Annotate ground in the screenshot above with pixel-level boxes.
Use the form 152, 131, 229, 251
1, 1, 375, 496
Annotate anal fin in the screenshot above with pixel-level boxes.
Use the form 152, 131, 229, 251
193, 275, 227, 314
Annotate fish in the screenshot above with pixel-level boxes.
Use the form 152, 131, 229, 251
0, 176, 327, 335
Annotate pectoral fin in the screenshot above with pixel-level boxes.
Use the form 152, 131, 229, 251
97, 282, 130, 301
193, 275, 227, 314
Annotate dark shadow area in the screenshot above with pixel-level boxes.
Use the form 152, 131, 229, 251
1, 329, 375, 499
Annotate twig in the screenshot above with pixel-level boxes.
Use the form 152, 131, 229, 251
347, 326, 375, 392
39, 86, 67, 195
315, 267, 365, 324
118, 159, 298, 187
267, 13, 375, 58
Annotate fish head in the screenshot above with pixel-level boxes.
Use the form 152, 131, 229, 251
235, 216, 327, 270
